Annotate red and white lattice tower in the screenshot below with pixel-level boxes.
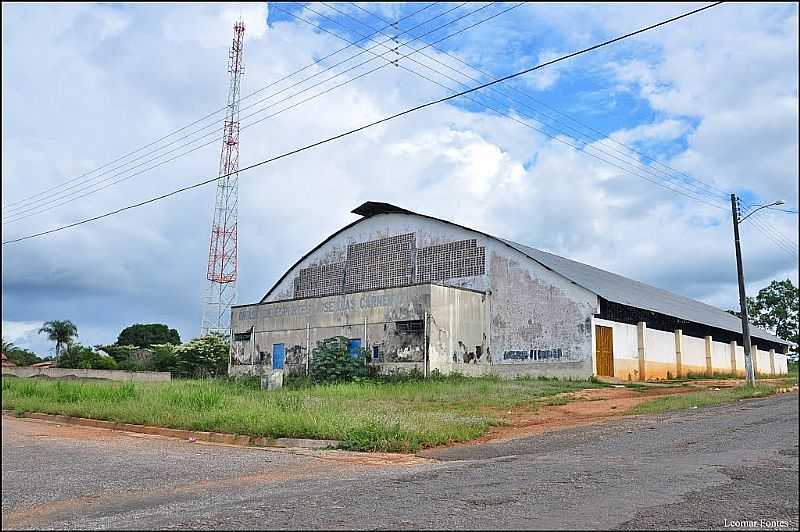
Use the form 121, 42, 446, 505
201, 20, 245, 337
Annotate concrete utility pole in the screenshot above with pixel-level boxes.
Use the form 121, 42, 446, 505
731, 195, 786, 385
730, 193, 756, 386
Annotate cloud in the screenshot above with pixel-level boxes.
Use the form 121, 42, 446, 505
525, 50, 568, 90
2, 321, 43, 343
1, 2, 797, 350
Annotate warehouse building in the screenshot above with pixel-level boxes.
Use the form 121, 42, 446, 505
230, 202, 790, 380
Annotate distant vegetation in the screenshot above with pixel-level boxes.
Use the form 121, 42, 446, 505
728, 278, 799, 356
116, 323, 181, 348
2, 339, 42, 366
38, 320, 78, 363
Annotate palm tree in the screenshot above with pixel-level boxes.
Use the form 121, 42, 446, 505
2, 338, 16, 353
38, 321, 78, 362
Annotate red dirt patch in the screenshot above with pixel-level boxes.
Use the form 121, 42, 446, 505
466, 384, 717, 445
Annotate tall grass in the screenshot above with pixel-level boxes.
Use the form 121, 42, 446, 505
2, 376, 604, 452
630, 384, 777, 415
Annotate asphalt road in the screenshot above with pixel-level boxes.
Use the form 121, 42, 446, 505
2, 393, 798, 530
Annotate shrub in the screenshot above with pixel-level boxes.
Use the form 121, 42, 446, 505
309, 336, 367, 384
4, 347, 42, 366
58, 344, 118, 370
174, 335, 229, 378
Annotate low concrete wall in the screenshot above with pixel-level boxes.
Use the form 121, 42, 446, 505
2, 367, 171, 382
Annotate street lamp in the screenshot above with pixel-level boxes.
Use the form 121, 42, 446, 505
740, 200, 785, 222
730, 196, 784, 385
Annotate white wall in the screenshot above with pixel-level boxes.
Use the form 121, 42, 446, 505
775, 353, 789, 375
590, 320, 790, 380
711, 340, 732, 374
682, 335, 707, 376
2, 367, 171, 382
735, 344, 746, 376
593, 318, 639, 380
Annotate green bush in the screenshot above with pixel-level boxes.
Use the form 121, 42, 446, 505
309, 336, 367, 384
174, 335, 229, 378
57, 344, 117, 370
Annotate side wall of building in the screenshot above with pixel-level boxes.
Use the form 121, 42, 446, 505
592, 318, 789, 380
488, 246, 597, 378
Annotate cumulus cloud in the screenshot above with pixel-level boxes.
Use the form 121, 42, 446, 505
2, 2, 797, 352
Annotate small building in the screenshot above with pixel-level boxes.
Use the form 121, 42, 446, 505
1, 353, 16, 367
230, 202, 790, 380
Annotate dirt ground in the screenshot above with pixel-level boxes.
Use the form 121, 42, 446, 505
470, 379, 795, 445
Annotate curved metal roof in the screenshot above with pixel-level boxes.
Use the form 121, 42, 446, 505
258, 201, 788, 346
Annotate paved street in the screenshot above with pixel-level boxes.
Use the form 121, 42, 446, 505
2, 393, 798, 530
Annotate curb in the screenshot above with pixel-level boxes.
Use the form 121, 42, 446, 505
2, 410, 340, 450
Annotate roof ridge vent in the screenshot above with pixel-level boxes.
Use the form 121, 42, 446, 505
352, 201, 413, 217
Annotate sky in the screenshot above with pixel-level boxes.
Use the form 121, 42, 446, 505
2, 2, 798, 357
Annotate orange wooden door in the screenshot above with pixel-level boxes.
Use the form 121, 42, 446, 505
595, 325, 614, 377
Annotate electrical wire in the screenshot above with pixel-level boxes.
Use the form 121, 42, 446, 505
282, 2, 729, 211
0, 2, 440, 212
2, 1, 724, 245
346, 1, 735, 203
3, 2, 495, 223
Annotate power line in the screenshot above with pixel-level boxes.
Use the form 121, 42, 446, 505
739, 200, 799, 255
750, 211, 798, 249
3, 2, 492, 223
11, 0, 726, 225
342, 2, 800, 262
2, 1, 725, 245
284, 2, 729, 211
744, 216, 799, 258
346, 1, 735, 204
0, 2, 441, 213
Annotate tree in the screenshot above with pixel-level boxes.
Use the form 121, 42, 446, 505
309, 336, 368, 384
2, 338, 15, 353
746, 279, 799, 351
116, 323, 180, 348
38, 320, 78, 362
174, 335, 229, 378
150, 343, 178, 373
2, 338, 42, 366
58, 344, 117, 370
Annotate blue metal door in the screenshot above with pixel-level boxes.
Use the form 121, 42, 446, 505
347, 339, 361, 358
272, 343, 285, 369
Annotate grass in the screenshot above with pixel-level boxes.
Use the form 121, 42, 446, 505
786, 361, 798, 387
629, 384, 778, 415
2, 375, 605, 452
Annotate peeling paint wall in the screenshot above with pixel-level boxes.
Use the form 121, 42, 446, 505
488, 251, 597, 378
235, 212, 602, 379
428, 284, 487, 374
231, 284, 430, 376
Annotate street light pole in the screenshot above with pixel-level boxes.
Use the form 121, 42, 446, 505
731, 193, 756, 385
